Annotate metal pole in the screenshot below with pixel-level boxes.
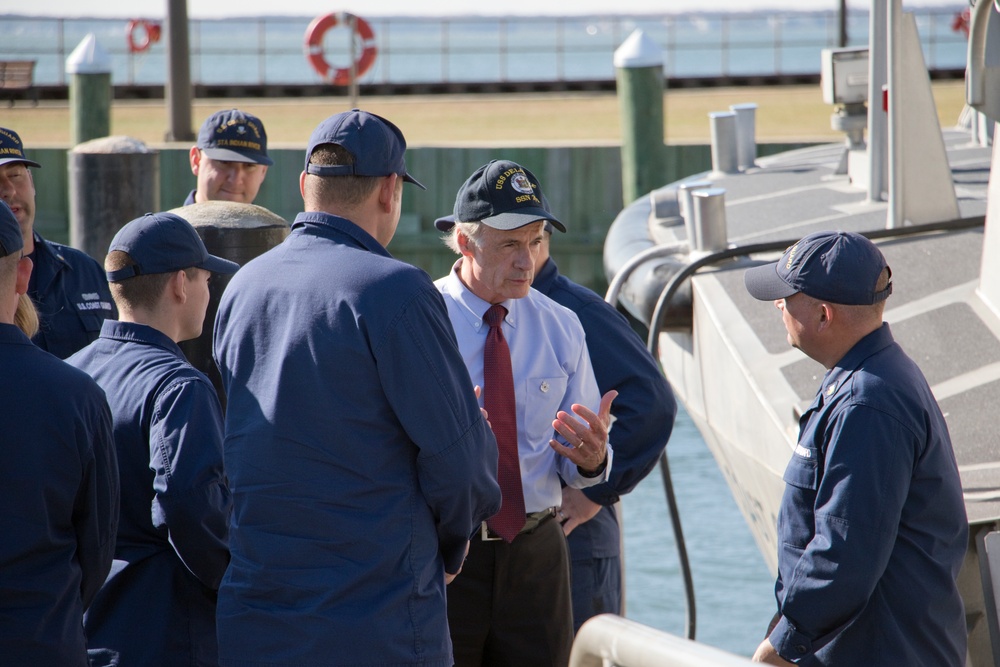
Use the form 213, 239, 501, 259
556, 18, 564, 82
708, 112, 739, 176
721, 16, 729, 78
888, 0, 903, 228
500, 19, 508, 82
165, 0, 194, 142
730, 103, 757, 171
442, 20, 449, 83
348, 13, 359, 108
258, 18, 266, 86
867, 0, 888, 203
839, 0, 849, 47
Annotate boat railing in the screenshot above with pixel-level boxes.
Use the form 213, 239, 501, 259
569, 615, 755, 667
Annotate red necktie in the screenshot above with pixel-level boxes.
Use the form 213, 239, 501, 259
483, 304, 526, 542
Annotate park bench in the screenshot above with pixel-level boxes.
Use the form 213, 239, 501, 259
0, 60, 38, 107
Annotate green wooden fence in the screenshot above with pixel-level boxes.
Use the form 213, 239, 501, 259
28, 142, 813, 292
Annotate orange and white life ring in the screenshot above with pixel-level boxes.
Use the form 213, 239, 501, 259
126, 19, 162, 54
304, 13, 378, 86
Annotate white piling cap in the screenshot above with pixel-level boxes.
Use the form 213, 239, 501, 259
613, 29, 663, 69
66, 34, 112, 75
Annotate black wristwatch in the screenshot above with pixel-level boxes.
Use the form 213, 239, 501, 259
578, 451, 609, 478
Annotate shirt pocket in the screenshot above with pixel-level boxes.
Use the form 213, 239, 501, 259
779, 446, 820, 553
522, 375, 569, 444
783, 445, 819, 490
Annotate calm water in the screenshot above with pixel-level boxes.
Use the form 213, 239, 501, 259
1, 8, 968, 88
621, 404, 775, 657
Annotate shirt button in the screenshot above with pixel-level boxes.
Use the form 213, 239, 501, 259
540, 381, 550, 392
796, 645, 807, 654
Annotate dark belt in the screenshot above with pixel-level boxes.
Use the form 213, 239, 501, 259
480, 507, 558, 541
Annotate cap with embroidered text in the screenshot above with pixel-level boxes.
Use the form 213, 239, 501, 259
0, 200, 24, 258
105, 212, 240, 282
744, 230, 892, 305
304, 109, 425, 189
0, 127, 41, 169
197, 109, 273, 166
451, 160, 565, 232
436, 191, 557, 233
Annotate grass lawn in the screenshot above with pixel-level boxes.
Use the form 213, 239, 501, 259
6, 80, 968, 149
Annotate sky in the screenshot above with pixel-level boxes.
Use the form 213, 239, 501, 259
10, 0, 964, 20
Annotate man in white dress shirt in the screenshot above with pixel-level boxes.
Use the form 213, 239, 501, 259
435, 159, 615, 666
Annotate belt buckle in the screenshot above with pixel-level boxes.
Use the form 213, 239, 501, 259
480, 522, 503, 541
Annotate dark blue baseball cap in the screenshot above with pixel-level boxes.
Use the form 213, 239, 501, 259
0, 127, 41, 169
437, 191, 557, 233
304, 109, 425, 189
0, 200, 24, 258
744, 230, 892, 305
452, 160, 565, 232
105, 212, 240, 282
197, 109, 274, 166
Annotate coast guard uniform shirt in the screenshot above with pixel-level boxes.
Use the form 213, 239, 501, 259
769, 323, 967, 666
533, 258, 675, 558
67, 320, 231, 666
436, 263, 612, 508
213, 212, 501, 667
0, 323, 119, 666
28, 232, 116, 358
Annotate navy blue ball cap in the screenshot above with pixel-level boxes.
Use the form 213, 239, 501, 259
0, 127, 41, 169
105, 212, 240, 282
304, 109, 425, 190
744, 230, 892, 305
0, 200, 24, 258
452, 160, 565, 232
197, 109, 274, 166
438, 192, 557, 234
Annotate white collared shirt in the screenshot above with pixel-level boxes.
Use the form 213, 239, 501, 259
436, 266, 612, 512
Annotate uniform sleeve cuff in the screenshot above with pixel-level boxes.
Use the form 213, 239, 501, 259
583, 484, 620, 506
769, 615, 813, 662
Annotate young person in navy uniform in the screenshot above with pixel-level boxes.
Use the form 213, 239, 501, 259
213, 110, 501, 667
0, 126, 116, 358
436, 160, 615, 666
67, 212, 238, 666
744, 231, 967, 666
0, 199, 119, 665
185, 109, 273, 206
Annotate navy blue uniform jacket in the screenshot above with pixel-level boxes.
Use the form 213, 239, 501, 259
533, 258, 676, 558
29, 232, 116, 358
68, 320, 231, 667
769, 324, 967, 666
213, 212, 501, 667
0, 323, 119, 665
